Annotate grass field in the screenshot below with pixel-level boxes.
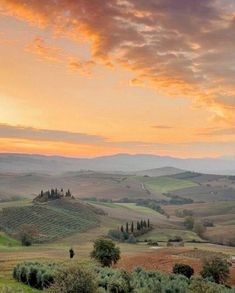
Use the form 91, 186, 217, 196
116, 203, 162, 215
137, 228, 202, 242
164, 201, 235, 218
0, 280, 41, 292
0, 232, 19, 247
163, 201, 235, 245
133, 176, 197, 193
89, 201, 163, 215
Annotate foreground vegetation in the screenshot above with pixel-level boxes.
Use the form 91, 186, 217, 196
12, 260, 235, 292
6, 238, 233, 292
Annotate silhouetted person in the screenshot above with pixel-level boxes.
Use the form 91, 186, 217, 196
69, 248, 75, 259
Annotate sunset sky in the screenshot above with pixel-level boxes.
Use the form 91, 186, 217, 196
0, 0, 234, 158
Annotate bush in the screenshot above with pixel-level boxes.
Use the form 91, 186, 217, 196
172, 263, 194, 278
193, 222, 206, 237
107, 269, 132, 293
13, 262, 56, 289
201, 257, 230, 284
188, 277, 232, 293
108, 230, 129, 242
91, 238, 120, 267
184, 216, 194, 230
48, 265, 97, 293
17, 224, 39, 246
131, 267, 190, 293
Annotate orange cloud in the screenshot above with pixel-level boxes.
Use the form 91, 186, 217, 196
25, 37, 64, 62
0, 0, 234, 124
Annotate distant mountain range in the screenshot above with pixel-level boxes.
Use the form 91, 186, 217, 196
0, 153, 234, 175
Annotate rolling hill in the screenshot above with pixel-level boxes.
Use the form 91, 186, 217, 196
0, 198, 104, 242
0, 153, 234, 174
0, 170, 234, 203
135, 167, 185, 177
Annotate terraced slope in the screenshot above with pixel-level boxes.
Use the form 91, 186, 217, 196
0, 198, 103, 242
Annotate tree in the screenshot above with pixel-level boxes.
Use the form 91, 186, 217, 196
17, 224, 39, 246
143, 220, 147, 228
173, 263, 194, 278
131, 222, 134, 233
184, 216, 194, 230
48, 265, 97, 293
120, 225, 124, 233
200, 257, 230, 284
147, 219, 150, 228
90, 238, 120, 267
125, 222, 129, 233
66, 189, 71, 197
193, 222, 206, 237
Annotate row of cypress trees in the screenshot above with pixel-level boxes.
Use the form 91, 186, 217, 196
120, 219, 150, 234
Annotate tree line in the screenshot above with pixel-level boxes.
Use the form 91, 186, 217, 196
34, 188, 73, 203
108, 219, 152, 243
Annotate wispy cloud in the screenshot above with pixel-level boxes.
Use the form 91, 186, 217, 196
199, 127, 235, 136
25, 37, 65, 63
0, 0, 235, 123
0, 123, 106, 144
25, 37, 96, 75
151, 125, 173, 129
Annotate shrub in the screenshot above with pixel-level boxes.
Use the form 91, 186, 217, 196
48, 265, 97, 293
96, 267, 114, 290
188, 277, 231, 293
13, 261, 56, 289
184, 216, 194, 230
172, 263, 194, 278
126, 235, 137, 244
200, 257, 230, 284
131, 267, 190, 293
107, 269, 132, 293
91, 238, 120, 267
193, 222, 206, 237
17, 224, 39, 246
108, 230, 128, 242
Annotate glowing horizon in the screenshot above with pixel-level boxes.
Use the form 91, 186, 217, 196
0, 0, 234, 158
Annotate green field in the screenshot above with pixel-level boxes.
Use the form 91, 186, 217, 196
133, 176, 197, 193
138, 228, 202, 242
116, 203, 162, 215
0, 281, 40, 293
85, 200, 120, 208
88, 201, 163, 216
0, 232, 19, 247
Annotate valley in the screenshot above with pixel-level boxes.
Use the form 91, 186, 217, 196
0, 166, 235, 291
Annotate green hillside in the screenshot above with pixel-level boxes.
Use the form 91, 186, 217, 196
133, 176, 197, 193
0, 198, 103, 242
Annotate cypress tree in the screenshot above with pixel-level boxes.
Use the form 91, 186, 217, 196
120, 225, 124, 233
131, 221, 134, 233
147, 219, 150, 228
143, 220, 147, 228
126, 222, 129, 233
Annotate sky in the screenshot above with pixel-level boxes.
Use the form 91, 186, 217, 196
0, 0, 234, 158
